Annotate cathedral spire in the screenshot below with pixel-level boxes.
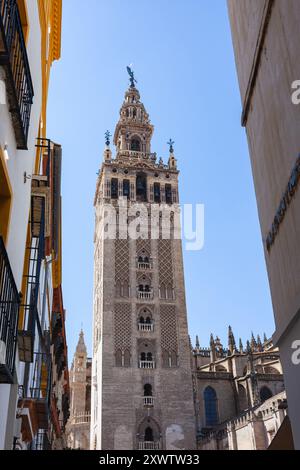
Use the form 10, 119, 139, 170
239, 338, 243, 353
195, 335, 200, 349
228, 325, 237, 354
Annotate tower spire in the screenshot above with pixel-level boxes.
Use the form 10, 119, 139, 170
228, 325, 237, 354
76, 329, 87, 354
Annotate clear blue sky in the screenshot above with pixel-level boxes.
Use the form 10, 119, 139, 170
47, 0, 275, 361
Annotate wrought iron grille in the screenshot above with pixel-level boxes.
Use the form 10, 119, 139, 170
0, 0, 34, 149
0, 236, 20, 383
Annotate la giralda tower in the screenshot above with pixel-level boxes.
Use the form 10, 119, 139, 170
91, 70, 196, 450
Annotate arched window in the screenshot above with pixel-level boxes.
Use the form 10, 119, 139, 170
116, 350, 122, 367
160, 284, 166, 299
166, 285, 173, 300
123, 179, 130, 197
136, 173, 147, 202
141, 352, 146, 361
204, 386, 219, 427
146, 352, 153, 362
116, 281, 122, 297
131, 138, 141, 151
144, 384, 152, 397
145, 316, 151, 324
124, 350, 130, 367
145, 427, 154, 442
171, 351, 177, 367
139, 316, 145, 324
123, 282, 130, 297
260, 386, 273, 402
162, 349, 169, 367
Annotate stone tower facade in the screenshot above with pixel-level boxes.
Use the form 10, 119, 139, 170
67, 331, 91, 449
91, 77, 196, 450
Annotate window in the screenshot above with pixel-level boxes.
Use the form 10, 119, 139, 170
154, 183, 161, 203
144, 384, 152, 397
160, 284, 166, 299
131, 138, 141, 151
124, 350, 130, 367
123, 179, 130, 197
204, 386, 219, 427
136, 173, 147, 202
260, 386, 273, 402
145, 427, 154, 442
165, 184, 172, 204
111, 178, 118, 199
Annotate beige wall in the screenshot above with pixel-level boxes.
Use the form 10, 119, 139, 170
228, 0, 300, 448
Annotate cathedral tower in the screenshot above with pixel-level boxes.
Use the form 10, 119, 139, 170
91, 71, 196, 450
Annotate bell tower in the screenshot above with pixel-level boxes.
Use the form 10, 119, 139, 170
91, 69, 196, 450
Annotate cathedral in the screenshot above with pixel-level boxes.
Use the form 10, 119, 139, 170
90, 70, 196, 450
192, 329, 289, 450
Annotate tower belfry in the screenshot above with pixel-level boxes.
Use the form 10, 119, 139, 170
91, 71, 196, 450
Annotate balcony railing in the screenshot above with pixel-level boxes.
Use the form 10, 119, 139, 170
0, 236, 20, 383
138, 441, 160, 450
18, 199, 45, 363
143, 396, 154, 407
137, 261, 152, 270
71, 412, 91, 425
138, 323, 154, 332
18, 350, 52, 432
139, 360, 155, 369
0, 0, 34, 149
137, 290, 153, 301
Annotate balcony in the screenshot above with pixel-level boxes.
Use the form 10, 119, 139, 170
138, 323, 154, 332
18, 198, 45, 363
137, 261, 152, 270
0, 236, 20, 383
143, 396, 154, 407
139, 360, 155, 369
71, 412, 91, 425
138, 441, 160, 450
137, 290, 153, 301
0, 0, 34, 149
18, 351, 52, 439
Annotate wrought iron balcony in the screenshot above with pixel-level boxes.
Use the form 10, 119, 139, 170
139, 360, 155, 369
0, 0, 34, 149
143, 396, 154, 407
0, 236, 20, 383
137, 289, 153, 301
18, 350, 52, 433
18, 198, 45, 363
137, 261, 152, 270
138, 323, 154, 332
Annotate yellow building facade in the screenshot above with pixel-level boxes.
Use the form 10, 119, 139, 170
0, 0, 69, 450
